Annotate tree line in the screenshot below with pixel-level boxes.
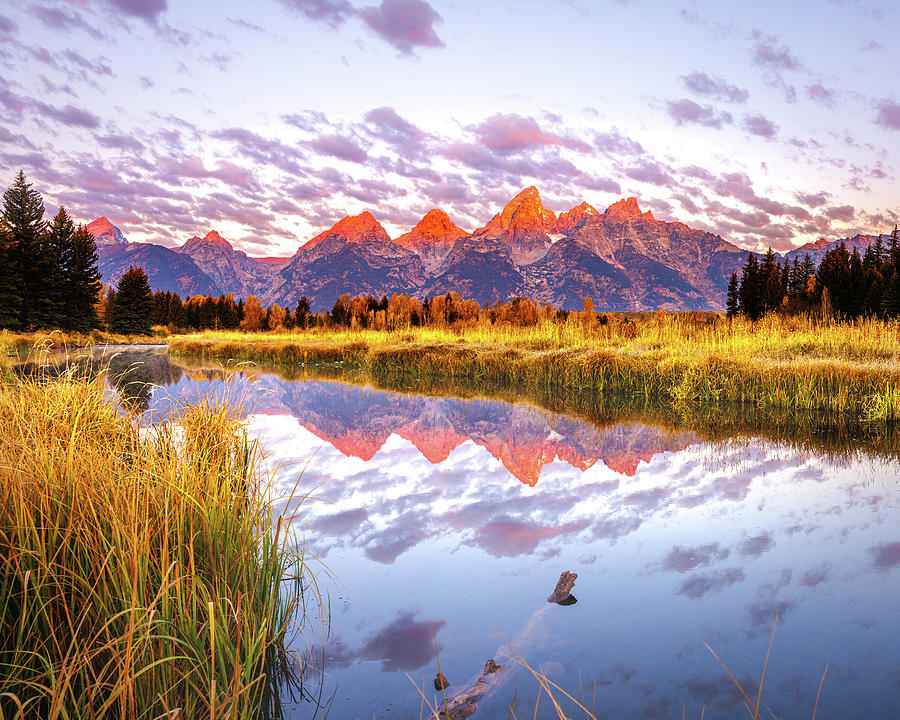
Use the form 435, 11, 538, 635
726, 228, 900, 321
0, 172, 161, 335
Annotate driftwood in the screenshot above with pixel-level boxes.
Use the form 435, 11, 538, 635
434, 672, 451, 691
437, 659, 505, 719
547, 570, 577, 604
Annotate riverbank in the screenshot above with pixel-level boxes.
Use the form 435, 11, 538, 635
0, 328, 166, 355
0, 368, 306, 718
169, 314, 900, 422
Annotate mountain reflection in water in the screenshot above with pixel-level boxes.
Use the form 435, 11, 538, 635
17, 349, 900, 719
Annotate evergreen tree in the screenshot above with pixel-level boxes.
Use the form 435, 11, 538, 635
726, 271, 739, 318
168, 292, 184, 328
0, 218, 22, 328
110, 266, 153, 334
66, 225, 102, 331
882, 270, 900, 319
44, 207, 76, 327
2, 171, 48, 328
816, 242, 852, 318
295, 296, 311, 329
738, 254, 762, 319
889, 225, 899, 266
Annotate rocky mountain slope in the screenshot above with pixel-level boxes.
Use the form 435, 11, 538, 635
90, 186, 875, 311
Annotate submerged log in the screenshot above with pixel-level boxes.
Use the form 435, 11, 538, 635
437, 658, 506, 719
547, 570, 577, 604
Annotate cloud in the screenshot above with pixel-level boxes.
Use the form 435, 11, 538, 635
677, 568, 745, 600
159, 156, 256, 187
662, 543, 729, 573
799, 566, 829, 587
470, 113, 590, 154
97, 133, 145, 151
32, 5, 98, 34
666, 99, 733, 128
806, 83, 835, 107
795, 190, 831, 208
751, 30, 803, 72
824, 204, 855, 221
875, 101, 900, 131
358, 612, 446, 672
681, 72, 749, 103
278, 0, 354, 27
743, 113, 778, 139
469, 516, 585, 558
738, 533, 773, 558
359, 0, 445, 54
870, 541, 900, 569
310, 134, 369, 163
62, 50, 115, 79
623, 159, 673, 186
106, 0, 169, 21
34, 102, 102, 129
0, 14, 17, 37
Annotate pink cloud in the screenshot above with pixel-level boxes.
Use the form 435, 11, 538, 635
359, 0, 444, 55
471, 113, 590, 154
310, 134, 368, 163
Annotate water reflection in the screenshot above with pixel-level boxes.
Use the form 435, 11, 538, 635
13, 348, 900, 719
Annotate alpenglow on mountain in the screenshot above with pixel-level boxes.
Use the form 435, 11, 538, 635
85, 186, 837, 311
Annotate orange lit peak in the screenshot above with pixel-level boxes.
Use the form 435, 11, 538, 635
604, 197, 654, 221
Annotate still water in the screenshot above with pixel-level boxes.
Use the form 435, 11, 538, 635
26, 348, 900, 719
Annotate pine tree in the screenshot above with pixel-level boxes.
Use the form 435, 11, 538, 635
66, 225, 102, 331
2, 171, 48, 328
882, 270, 900, 319
0, 218, 22, 328
110, 266, 153, 334
44, 208, 76, 327
726, 271, 740, 318
295, 296, 311, 329
738, 253, 762, 320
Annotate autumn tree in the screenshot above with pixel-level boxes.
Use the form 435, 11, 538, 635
267, 303, 287, 330
240, 295, 264, 331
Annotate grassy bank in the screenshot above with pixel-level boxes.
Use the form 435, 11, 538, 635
169, 314, 900, 422
0, 328, 167, 355
0, 366, 306, 718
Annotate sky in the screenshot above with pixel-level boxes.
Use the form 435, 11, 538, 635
1, 0, 898, 256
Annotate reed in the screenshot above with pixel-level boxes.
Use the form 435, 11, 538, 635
0, 328, 164, 356
168, 313, 900, 422
0, 361, 307, 719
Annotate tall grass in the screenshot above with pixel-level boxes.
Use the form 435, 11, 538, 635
168, 313, 900, 422
0, 363, 307, 718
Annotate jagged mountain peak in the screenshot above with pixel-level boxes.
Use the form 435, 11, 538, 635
604, 197, 655, 222
86, 217, 128, 246
558, 201, 600, 234
397, 209, 468, 246
202, 230, 232, 249
301, 211, 389, 251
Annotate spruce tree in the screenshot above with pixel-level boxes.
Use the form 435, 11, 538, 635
2, 171, 48, 328
726, 271, 740, 318
45, 207, 77, 328
66, 226, 102, 331
882, 270, 900, 319
0, 218, 22, 329
738, 253, 761, 320
110, 266, 153, 334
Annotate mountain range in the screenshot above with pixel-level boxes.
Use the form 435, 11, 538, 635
87, 187, 876, 311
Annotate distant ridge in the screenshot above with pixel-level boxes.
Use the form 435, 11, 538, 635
85, 187, 891, 311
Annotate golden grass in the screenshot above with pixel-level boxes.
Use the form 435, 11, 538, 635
0, 328, 167, 356
168, 313, 900, 422
0, 360, 307, 719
